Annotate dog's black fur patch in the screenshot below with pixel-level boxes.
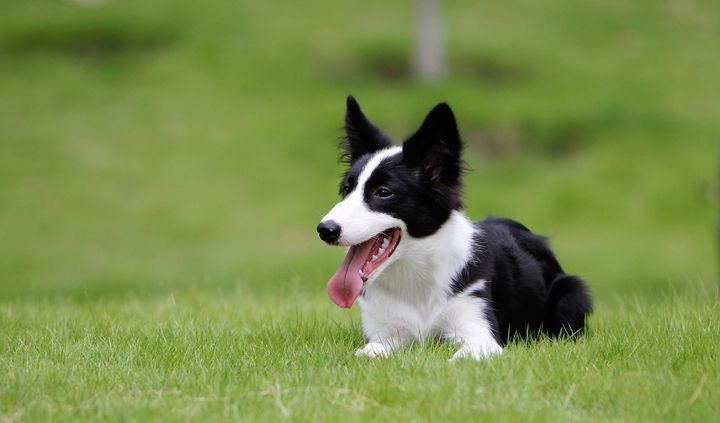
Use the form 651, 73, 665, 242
340, 96, 391, 165
452, 217, 592, 344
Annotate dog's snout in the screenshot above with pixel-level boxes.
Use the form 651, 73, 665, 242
317, 220, 341, 244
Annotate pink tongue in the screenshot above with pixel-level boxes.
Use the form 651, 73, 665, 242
326, 239, 375, 308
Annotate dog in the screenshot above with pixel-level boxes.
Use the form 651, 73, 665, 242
317, 96, 592, 361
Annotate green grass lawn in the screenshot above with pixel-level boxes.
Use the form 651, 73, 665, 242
0, 0, 718, 420
2, 292, 718, 420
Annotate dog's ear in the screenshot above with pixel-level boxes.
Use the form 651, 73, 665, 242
402, 102, 464, 187
341, 96, 392, 164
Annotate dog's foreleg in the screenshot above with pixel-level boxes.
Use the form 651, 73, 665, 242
354, 331, 413, 359
448, 335, 502, 362
354, 338, 409, 359
442, 296, 503, 362
354, 342, 393, 359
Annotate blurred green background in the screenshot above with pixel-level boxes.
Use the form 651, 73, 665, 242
0, 0, 717, 302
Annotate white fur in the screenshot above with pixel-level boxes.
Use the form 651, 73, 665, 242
322, 148, 503, 361
354, 342, 391, 359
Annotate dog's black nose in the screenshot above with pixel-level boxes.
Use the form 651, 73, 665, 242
317, 220, 341, 244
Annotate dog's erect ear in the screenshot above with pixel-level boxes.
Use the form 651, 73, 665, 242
341, 96, 392, 164
402, 102, 464, 187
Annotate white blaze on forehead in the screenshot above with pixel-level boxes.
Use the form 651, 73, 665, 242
356, 146, 403, 190
321, 146, 403, 246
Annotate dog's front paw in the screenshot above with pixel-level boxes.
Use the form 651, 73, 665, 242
355, 342, 390, 359
449, 342, 503, 363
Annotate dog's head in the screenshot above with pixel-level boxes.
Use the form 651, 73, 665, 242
318, 96, 465, 308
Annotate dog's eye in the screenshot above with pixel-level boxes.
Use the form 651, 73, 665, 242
341, 184, 351, 196
374, 187, 393, 199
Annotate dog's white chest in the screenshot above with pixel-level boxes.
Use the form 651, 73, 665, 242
358, 285, 449, 341
356, 212, 479, 342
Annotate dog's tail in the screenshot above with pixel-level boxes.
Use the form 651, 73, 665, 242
544, 274, 593, 338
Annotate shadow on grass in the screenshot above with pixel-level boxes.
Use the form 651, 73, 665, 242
465, 107, 689, 159
319, 42, 533, 84
0, 18, 177, 61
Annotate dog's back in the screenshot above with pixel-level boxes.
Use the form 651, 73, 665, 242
456, 218, 592, 345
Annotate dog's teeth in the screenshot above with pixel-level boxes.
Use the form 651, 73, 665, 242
371, 254, 378, 260
382, 239, 389, 248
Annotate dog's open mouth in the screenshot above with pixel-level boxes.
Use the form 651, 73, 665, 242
326, 228, 401, 308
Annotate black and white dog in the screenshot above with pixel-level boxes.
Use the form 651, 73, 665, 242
317, 97, 592, 361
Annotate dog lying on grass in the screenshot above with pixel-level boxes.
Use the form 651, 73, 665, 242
317, 97, 592, 361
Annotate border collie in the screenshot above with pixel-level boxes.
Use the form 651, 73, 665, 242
317, 96, 592, 361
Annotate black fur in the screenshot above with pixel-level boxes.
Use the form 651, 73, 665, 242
452, 218, 592, 344
402, 102, 465, 210
340, 96, 392, 165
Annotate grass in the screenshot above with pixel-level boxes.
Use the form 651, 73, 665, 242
0, 0, 718, 420
2, 292, 718, 420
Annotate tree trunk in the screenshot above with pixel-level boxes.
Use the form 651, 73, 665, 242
414, 0, 446, 82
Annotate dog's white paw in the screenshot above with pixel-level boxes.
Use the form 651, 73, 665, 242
355, 342, 390, 359
449, 342, 503, 363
